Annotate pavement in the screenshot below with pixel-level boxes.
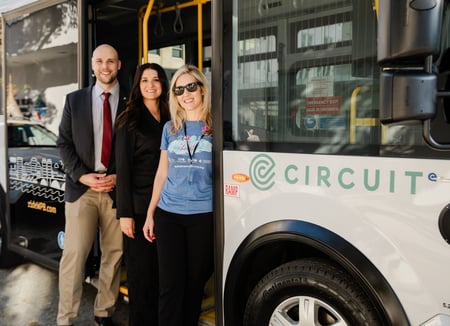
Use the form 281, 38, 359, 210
0, 263, 128, 326
0, 263, 216, 326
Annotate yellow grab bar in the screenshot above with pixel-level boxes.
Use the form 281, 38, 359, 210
141, 0, 211, 66
142, 0, 155, 64
349, 86, 379, 144
373, 0, 379, 18
197, 1, 204, 69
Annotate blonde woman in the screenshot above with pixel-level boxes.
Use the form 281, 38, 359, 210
143, 64, 213, 326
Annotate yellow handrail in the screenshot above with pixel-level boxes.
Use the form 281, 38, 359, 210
138, 7, 145, 64
141, 0, 211, 66
197, 2, 204, 69
142, 0, 155, 64
146, 0, 210, 15
349, 86, 379, 144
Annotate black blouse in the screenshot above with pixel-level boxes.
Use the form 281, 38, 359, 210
115, 106, 169, 218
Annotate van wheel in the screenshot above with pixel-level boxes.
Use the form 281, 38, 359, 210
243, 258, 382, 326
0, 223, 23, 268
0, 188, 22, 268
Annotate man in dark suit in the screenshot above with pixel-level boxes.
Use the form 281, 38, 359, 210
56, 44, 126, 326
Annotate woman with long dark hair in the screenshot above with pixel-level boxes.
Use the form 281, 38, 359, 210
115, 63, 169, 326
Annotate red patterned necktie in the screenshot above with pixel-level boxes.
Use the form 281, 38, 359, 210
101, 92, 112, 168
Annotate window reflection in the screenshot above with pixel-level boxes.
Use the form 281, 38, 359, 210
4, 1, 78, 135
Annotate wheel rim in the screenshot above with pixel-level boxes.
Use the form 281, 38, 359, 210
269, 295, 348, 326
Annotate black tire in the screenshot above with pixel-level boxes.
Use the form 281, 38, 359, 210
0, 227, 23, 268
243, 258, 382, 326
0, 187, 22, 268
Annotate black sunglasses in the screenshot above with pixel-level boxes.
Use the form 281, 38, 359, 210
173, 82, 202, 96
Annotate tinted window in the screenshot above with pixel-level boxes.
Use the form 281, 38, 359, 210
8, 124, 57, 147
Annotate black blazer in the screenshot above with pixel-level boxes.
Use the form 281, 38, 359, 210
57, 84, 127, 203
115, 106, 169, 218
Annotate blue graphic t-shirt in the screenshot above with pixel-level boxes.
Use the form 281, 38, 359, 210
158, 120, 213, 214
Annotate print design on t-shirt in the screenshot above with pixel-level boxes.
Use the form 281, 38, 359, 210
168, 135, 212, 155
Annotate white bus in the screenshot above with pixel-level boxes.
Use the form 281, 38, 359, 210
214, 0, 450, 325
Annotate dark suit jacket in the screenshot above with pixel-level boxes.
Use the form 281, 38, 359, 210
57, 84, 127, 203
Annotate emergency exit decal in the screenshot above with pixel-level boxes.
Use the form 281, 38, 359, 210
305, 76, 341, 115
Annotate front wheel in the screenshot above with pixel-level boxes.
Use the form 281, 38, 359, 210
243, 258, 383, 326
0, 187, 22, 268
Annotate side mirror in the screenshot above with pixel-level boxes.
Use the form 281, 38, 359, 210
377, 1, 450, 149
380, 70, 437, 123
378, 0, 444, 64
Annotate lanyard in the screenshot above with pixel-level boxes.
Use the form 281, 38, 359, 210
184, 122, 204, 165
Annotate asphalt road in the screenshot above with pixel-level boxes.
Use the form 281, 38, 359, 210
0, 263, 128, 326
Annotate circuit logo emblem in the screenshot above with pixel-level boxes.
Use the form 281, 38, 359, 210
249, 154, 276, 190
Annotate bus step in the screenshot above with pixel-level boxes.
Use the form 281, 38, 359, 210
200, 295, 215, 326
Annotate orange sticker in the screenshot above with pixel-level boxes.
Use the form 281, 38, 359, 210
232, 174, 250, 182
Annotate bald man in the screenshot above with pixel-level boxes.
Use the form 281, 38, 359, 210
56, 44, 127, 326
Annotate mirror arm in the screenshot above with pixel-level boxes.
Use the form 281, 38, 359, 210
424, 119, 450, 150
